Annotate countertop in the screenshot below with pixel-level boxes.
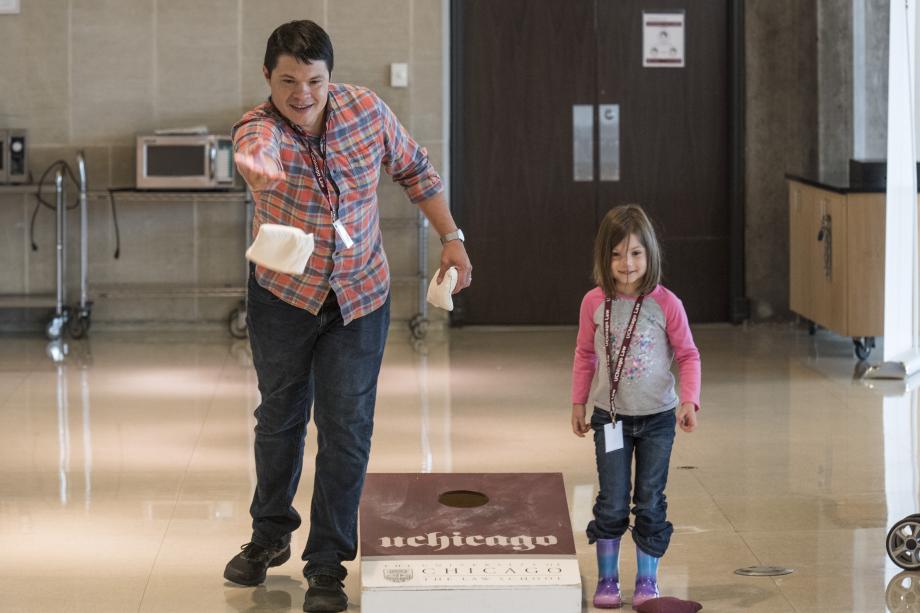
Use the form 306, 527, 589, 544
784, 172, 889, 194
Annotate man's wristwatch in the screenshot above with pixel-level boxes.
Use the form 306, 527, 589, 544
440, 229, 465, 244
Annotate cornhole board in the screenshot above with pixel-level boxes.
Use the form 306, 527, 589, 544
360, 473, 581, 612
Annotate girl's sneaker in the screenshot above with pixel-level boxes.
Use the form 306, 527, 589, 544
593, 577, 623, 608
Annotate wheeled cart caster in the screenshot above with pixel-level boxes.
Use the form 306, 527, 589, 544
887, 514, 920, 570
46, 309, 70, 341
409, 313, 429, 340
228, 306, 247, 339
45, 339, 68, 363
853, 336, 876, 361
887, 572, 920, 613
69, 305, 92, 339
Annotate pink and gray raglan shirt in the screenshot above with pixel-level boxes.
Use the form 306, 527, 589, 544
572, 285, 701, 417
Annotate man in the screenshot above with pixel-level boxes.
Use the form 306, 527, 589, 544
223, 20, 471, 613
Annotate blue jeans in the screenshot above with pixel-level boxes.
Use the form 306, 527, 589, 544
586, 407, 676, 558
245, 272, 390, 580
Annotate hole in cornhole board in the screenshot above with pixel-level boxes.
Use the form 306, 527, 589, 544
437, 490, 489, 508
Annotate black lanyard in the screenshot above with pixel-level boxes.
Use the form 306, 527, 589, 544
603, 294, 645, 423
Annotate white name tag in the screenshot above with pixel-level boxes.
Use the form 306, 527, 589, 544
333, 219, 354, 249
604, 421, 624, 453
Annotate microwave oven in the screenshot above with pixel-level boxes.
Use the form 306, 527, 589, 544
0, 129, 28, 184
136, 134, 235, 189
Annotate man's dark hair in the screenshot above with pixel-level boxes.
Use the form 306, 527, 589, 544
264, 20, 334, 75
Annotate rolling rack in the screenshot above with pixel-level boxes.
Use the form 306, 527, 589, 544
94, 188, 253, 338
2, 166, 430, 343
0, 151, 92, 341
0, 155, 253, 340
408, 209, 431, 348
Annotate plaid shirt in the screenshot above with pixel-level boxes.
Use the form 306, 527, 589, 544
233, 83, 443, 324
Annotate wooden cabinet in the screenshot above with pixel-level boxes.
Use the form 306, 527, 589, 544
788, 179, 899, 348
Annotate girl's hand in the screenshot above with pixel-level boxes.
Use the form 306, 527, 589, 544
677, 402, 698, 432
571, 404, 591, 437
235, 144, 285, 191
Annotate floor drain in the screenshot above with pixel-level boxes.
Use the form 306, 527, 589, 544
676, 466, 698, 470
735, 566, 795, 577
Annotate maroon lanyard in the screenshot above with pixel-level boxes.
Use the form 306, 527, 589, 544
269, 95, 338, 220
305, 135, 338, 221
603, 294, 645, 422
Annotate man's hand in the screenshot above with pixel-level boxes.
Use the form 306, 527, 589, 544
677, 402, 698, 433
571, 404, 591, 437
439, 239, 472, 294
235, 144, 285, 192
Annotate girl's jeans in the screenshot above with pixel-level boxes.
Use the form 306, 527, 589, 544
245, 272, 390, 580
587, 407, 676, 558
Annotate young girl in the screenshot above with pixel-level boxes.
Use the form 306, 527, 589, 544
571, 204, 700, 609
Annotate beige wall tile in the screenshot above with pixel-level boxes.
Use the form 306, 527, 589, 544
0, 0, 70, 144
410, 61, 443, 143
327, 0, 411, 58
377, 180, 416, 220
71, 0, 156, 145
381, 221, 419, 278
328, 0, 412, 121
412, 0, 443, 64
0, 195, 28, 293
194, 197, 248, 286
109, 145, 136, 188
98, 198, 196, 285
85, 194, 119, 282
155, 0, 240, 134
92, 295, 200, 323
388, 275, 418, 320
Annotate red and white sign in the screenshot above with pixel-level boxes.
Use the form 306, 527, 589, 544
643, 11, 686, 68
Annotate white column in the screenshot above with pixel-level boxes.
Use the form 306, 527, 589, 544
880, 0, 920, 372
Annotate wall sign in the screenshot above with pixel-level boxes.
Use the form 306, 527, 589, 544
643, 11, 685, 68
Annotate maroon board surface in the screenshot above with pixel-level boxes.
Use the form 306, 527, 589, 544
360, 473, 576, 558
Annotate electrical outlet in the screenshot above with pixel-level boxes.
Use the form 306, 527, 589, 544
390, 63, 409, 88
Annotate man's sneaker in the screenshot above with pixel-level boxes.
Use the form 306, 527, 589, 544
223, 542, 291, 586
303, 574, 348, 612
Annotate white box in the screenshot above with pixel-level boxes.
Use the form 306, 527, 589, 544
360, 473, 582, 613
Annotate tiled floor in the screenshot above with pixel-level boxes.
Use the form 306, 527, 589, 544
0, 323, 917, 612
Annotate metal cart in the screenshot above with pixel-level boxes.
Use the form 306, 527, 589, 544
0, 152, 92, 341
93, 188, 252, 338
887, 514, 920, 571
408, 210, 431, 349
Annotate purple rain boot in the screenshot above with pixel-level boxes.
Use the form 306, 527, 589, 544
632, 547, 660, 609
593, 538, 622, 609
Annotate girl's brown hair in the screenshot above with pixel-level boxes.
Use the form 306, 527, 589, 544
593, 204, 662, 297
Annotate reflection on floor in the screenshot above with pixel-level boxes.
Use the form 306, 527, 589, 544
0, 323, 917, 612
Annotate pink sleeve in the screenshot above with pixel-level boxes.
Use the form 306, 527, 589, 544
659, 289, 702, 409
571, 289, 603, 404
